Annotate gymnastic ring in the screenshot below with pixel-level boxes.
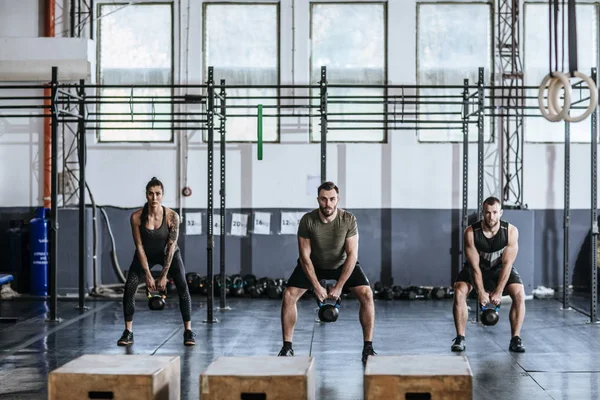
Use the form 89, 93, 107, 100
563, 71, 597, 123
538, 71, 572, 122
547, 76, 569, 116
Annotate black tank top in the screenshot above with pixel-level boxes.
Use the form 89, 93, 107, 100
140, 206, 171, 263
470, 220, 509, 271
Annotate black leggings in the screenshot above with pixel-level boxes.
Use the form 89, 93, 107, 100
123, 250, 192, 322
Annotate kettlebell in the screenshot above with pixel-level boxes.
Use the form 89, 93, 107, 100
316, 297, 342, 323
480, 302, 500, 326
147, 288, 167, 311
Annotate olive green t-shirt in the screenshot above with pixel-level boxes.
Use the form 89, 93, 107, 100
297, 208, 358, 270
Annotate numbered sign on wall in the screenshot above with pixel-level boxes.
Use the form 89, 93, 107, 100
185, 212, 202, 235
280, 211, 306, 235
253, 212, 271, 235
231, 213, 249, 236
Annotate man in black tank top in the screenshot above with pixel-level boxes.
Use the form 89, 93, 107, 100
451, 196, 526, 353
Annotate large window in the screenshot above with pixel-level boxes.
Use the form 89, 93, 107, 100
97, 3, 173, 142
524, 3, 597, 143
417, 3, 492, 142
204, 4, 279, 142
310, 3, 386, 142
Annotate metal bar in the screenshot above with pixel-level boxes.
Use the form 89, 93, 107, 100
70, 0, 75, 37
219, 79, 227, 311
58, 109, 83, 119
88, 112, 207, 116
0, 114, 49, 118
461, 79, 469, 273
327, 126, 465, 131
77, 79, 87, 311
57, 88, 83, 100
0, 85, 57, 89
564, 119, 571, 310
477, 67, 485, 219
0, 96, 52, 100
205, 66, 216, 324
49, 66, 59, 322
83, 119, 207, 123
89, 0, 94, 40
327, 119, 473, 124
213, 91, 225, 102
320, 66, 327, 183
77, 0, 81, 36
327, 84, 477, 89
83, 127, 207, 131
590, 67, 598, 323
330, 100, 465, 105
183, 94, 206, 103
0, 83, 579, 90
0, 105, 51, 109
211, 104, 319, 109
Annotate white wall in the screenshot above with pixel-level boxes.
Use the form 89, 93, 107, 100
0, 0, 597, 210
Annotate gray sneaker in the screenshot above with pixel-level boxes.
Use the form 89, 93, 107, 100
451, 335, 466, 352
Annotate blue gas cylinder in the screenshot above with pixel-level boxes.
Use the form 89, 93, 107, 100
30, 208, 50, 296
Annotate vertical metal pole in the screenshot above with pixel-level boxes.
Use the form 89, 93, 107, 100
461, 79, 469, 269
219, 79, 228, 311
563, 119, 571, 310
70, 0, 75, 37
77, 0, 82, 37
49, 66, 59, 322
320, 66, 327, 183
590, 67, 598, 323
477, 68, 485, 220
89, 0, 94, 40
77, 79, 87, 311
205, 66, 216, 323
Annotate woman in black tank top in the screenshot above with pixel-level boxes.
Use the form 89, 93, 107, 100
117, 177, 195, 347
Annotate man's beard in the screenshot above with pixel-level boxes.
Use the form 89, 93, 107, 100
484, 219, 498, 229
320, 205, 336, 217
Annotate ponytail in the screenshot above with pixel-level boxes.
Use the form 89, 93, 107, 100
141, 202, 149, 228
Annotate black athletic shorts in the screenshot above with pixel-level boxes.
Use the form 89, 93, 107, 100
455, 264, 523, 295
286, 259, 370, 290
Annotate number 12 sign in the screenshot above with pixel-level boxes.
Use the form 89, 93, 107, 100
280, 211, 305, 235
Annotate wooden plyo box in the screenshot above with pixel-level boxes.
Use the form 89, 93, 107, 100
200, 356, 315, 400
48, 354, 181, 400
364, 355, 473, 400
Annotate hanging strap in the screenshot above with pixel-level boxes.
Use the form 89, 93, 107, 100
549, 0, 560, 74
567, 0, 578, 77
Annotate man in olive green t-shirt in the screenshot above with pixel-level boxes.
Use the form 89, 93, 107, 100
277, 181, 377, 364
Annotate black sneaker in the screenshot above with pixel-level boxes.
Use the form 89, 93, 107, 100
277, 346, 294, 356
362, 345, 377, 363
117, 329, 134, 346
509, 336, 526, 353
184, 330, 196, 346
451, 335, 466, 352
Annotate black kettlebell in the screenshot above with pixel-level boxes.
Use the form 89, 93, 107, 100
480, 302, 500, 326
147, 288, 167, 311
317, 297, 342, 323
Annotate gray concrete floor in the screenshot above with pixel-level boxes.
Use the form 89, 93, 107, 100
1, 296, 599, 399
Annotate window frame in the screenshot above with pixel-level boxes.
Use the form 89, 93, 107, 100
522, 1, 599, 143
202, 1, 281, 143
95, 1, 176, 144
415, 1, 494, 144
308, 1, 388, 144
